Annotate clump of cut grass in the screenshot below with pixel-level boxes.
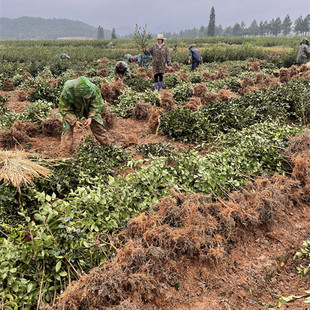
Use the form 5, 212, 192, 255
0, 150, 50, 192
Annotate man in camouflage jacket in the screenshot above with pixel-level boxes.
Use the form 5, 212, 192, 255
59, 76, 108, 154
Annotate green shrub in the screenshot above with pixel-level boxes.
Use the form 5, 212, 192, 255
172, 83, 193, 104
162, 74, 181, 89
159, 108, 214, 142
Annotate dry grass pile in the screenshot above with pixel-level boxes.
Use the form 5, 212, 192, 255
179, 73, 189, 82
97, 57, 111, 64
22, 72, 32, 82
0, 150, 50, 192
42, 117, 62, 137
186, 97, 202, 111
100, 81, 125, 104
0, 129, 30, 148
12, 121, 38, 137
289, 65, 298, 78
247, 61, 260, 72
166, 63, 181, 73
17, 90, 27, 101
279, 68, 291, 83
97, 68, 108, 78
132, 102, 152, 120
193, 84, 211, 105
53, 132, 310, 310
202, 71, 216, 81
160, 90, 175, 111
123, 135, 139, 148
217, 89, 239, 102
215, 67, 229, 79
0, 121, 38, 148
4, 79, 15, 91
136, 68, 153, 79
101, 104, 116, 129
148, 108, 162, 134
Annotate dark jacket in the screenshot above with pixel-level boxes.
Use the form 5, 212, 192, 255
189, 45, 201, 62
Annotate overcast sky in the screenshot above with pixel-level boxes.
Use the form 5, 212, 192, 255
1, 0, 309, 34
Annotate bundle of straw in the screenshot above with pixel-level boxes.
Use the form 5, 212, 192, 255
0, 150, 50, 192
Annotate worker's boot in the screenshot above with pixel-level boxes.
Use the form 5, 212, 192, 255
154, 82, 158, 90
158, 82, 163, 90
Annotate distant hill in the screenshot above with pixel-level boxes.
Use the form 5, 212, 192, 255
0, 16, 111, 40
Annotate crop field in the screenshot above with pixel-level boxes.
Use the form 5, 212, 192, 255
0, 37, 310, 309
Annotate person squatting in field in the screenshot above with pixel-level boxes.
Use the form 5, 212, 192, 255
188, 45, 202, 70
143, 34, 172, 90
115, 60, 131, 80
60, 53, 70, 60
134, 53, 152, 69
296, 37, 310, 66
124, 54, 135, 63
58, 76, 108, 154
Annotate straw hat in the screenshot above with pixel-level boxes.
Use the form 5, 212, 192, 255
156, 34, 167, 40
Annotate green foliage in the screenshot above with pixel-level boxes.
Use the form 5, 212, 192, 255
135, 143, 175, 158
110, 88, 141, 118
162, 74, 182, 89
159, 108, 215, 142
20, 100, 53, 126
125, 76, 153, 92
133, 24, 149, 50
36, 137, 129, 198
21, 67, 61, 104
0, 121, 302, 309
0, 95, 21, 130
294, 240, 310, 276
171, 83, 193, 104
110, 87, 159, 118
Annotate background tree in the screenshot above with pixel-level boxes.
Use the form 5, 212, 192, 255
271, 17, 282, 36
248, 20, 259, 36
111, 27, 117, 39
293, 16, 308, 35
282, 15, 292, 36
97, 26, 104, 39
232, 23, 242, 37
207, 6, 216, 37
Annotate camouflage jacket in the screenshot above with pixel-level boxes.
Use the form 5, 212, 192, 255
296, 44, 310, 64
145, 43, 172, 75
59, 76, 104, 132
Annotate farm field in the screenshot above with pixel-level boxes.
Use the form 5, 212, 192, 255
0, 37, 310, 309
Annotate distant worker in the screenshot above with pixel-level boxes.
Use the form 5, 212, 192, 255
143, 34, 172, 91
60, 53, 70, 60
58, 76, 108, 154
296, 37, 310, 66
188, 45, 202, 70
109, 41, 114, 48
173, 44, 178, 52
124, 54, 134, 63
115, 61, 131, 80
135, 53, 152, 69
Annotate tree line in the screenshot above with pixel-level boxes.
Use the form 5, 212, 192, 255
108, 7, 309, 40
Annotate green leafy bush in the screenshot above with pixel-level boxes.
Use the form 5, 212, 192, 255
172, 83, 193, 104
135, 143, 175, 158
125, 77, 153, 92
162, 74, 181, 89
159, 108, 215, 142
